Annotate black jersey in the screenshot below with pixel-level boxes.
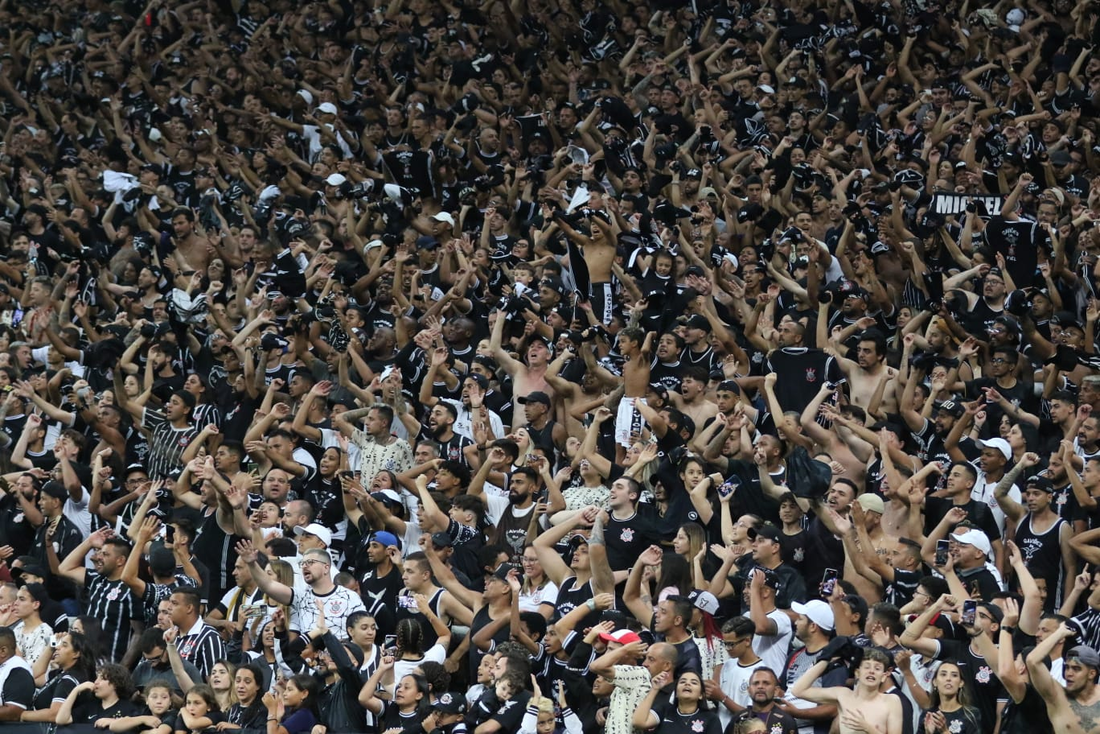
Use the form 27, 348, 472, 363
393, 587, 446, 649
1014, 514, 1068, 611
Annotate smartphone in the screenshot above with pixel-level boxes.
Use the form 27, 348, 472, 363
338, 470, 354, 481
935, 539, 950, 567
961, 600, 977, 626
820, 568, 839, 597
165, 525, 175, 544
718, 480, 738, 498
398, 595, 417, 610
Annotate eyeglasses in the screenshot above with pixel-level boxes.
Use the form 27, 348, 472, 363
723, 638, 748, 648
299, 559, 327, 568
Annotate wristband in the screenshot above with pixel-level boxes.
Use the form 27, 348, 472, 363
1001, 626, 1016, 635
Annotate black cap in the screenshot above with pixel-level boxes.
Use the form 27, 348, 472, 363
748, 524, 781, 543
934, 400, 964, 418
41, 481, 68, 500
1026, 474, 1054, 493
430, 532, 453, 548
684, 314, 711, 332
432, 692, 467, 714
518, 391, 551, 406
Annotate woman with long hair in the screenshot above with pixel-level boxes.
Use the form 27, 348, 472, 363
518, 544, 558, 620
633, 670, 722, 734
263, 673, 320, 734
672, 523, 706, 564
25, 632, 97, 721
56, 663, 140, 725
221, 664, 269, 730
919, 661, 982, 734
12, 583, 52, 667
358, 660, 431, 734
208, 660, 239, 712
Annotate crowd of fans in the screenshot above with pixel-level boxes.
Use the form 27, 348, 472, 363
3, 0, 1100, 734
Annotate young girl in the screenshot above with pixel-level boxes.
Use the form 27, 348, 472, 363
264, 673, 320, 734
358, 657, 430, 734
174, 684, 223, 734
108, 680, 177, 734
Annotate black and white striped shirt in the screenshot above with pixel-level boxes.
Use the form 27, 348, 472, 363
141, 407, 202, 479
175, 618, 225, 679
85, 573, 141, 663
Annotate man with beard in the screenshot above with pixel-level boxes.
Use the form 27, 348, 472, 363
57, 529, 139, 662
420, 373, 506, 441
829, 329, 896, 413
421, 401, 472, 465
944, 264, 1008, 336
649, 332, 685, 394
733, 668, 799, 734
1027, 626, 1100, 734
239, 540, 365, 642
469, 447, 537, 559
364, 326, 398, 372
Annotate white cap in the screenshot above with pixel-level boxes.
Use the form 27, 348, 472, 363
757, 84, 776, 95
325, 173, 347, 187
297, 89, 314, 105
432, 211, 456, 227
1006, 8, 1025, 25
951, 529, 992, 557
317, 102, 338, 115
149, 128, 162, 142
976, 437, 1011, 461
293, 523, 332, 547
791, 600, 835, 631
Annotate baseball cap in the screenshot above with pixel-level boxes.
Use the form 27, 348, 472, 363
41, 481, 68, 500
934, 400, 964, 418
598, 629, 643, 645
976, 437, 1012, 461
518, 391, 551, 406
684, 314, 711, 332
791, 600, 835, 631
686, 589, 720, 616
950, 529, 992, 557
325, 173, 347, 187
748, 524, 781, 543
317, 102, 339, 115
856, 493, 885, 515
1068, 645, 1100, 669
1027, 474, 1054, 493
370, 530, 401, 549
430, 532, 453, 548
293, 523, 333, 547
431, 211, 456, 227
432, 692, 467, 714
492, 563, 520, 581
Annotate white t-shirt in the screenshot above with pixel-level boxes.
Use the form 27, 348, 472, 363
392, 643, 446, 685
747, 608, 793, 677
717, 658, 767, 730
519, 581, 559, 614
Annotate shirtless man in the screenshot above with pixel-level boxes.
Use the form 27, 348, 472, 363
490, 310, 554, 430
668, 366, 717, 439
168, 207, 213, 273
830, 329, 898, 413
615, 328, 653, 461
1027, 623, 1100, 734
551, 209, 617, 325
790, 647, 902, 734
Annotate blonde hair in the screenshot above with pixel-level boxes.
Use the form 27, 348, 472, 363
536, 698, 554, 717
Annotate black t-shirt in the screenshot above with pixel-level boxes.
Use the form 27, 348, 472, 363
75, 697, 142, 725
886, 568, 922, 608
917, 705, 982, 734
0, 664, 34, 712
358, 560, 404, 638
605, 508, 660, 573
935, 639, 1006, 730
924, 498, 1001, 542
766, 348, 844, 416
801, 516, 845, 593
655, 707, 723, 734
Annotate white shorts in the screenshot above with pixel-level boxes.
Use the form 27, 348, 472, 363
615, 397, 646, 447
